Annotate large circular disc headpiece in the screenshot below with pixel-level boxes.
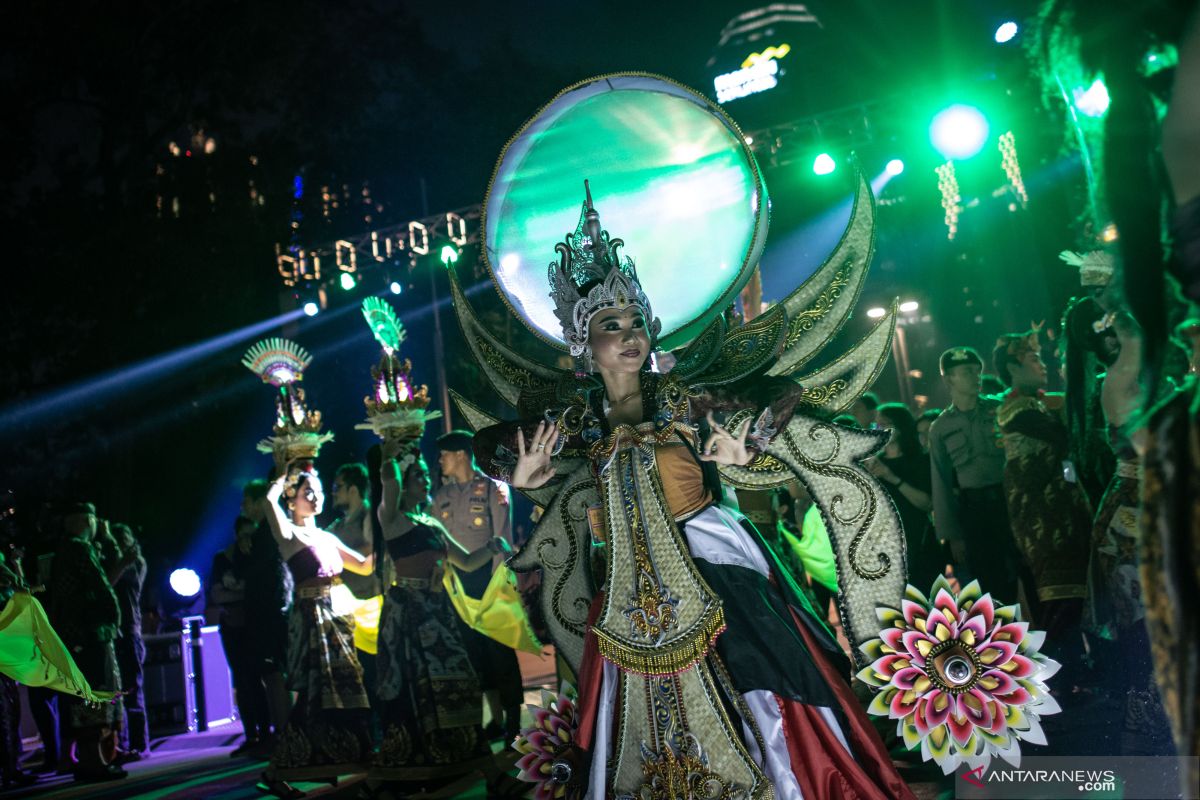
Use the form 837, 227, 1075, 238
482, 73, 769, 351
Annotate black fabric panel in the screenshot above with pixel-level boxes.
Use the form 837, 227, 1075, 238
693, 558, 839, 708
735, 518, 850, 677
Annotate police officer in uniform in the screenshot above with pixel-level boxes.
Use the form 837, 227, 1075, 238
928, 347, 1023, 604
434, 430, 521, 741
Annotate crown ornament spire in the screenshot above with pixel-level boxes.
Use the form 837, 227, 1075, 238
547, 181, 661, 363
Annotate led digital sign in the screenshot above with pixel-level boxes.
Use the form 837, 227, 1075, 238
714, 43, 791, 103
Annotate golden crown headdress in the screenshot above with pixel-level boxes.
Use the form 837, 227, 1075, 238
547, 181, 662, 362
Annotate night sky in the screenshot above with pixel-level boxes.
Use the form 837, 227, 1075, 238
4, 0, 1070, 579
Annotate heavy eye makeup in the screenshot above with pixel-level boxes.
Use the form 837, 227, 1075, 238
597, 315, 645, 332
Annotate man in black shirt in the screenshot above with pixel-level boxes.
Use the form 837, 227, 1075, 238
47, 503, 125, 782
240, 479, 292, 746
107, 524, 148, 759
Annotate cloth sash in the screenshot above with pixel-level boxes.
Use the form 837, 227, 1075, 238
443, 563, 542, 655
0, 593, 118, 705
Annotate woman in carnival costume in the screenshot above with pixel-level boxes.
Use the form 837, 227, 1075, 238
1060, 253, 1173, 754
351, 299, 515, 793
242, 338, 375, 798
450, 74, 918, 800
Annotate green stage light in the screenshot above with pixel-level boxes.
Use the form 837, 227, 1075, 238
813, 153, 836, 175
930, 105, 989, 160
1073, 79, 1110, 118
340, 272, 356, 291
389, 281, 403, 295
886, 159, 905, 176
440, 245, 459, 266
994, 21, 1018, 43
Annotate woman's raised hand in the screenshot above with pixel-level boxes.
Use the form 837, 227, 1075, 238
381, 435, 417, 464
698, 411, 754, 466
511, 420, 559, 489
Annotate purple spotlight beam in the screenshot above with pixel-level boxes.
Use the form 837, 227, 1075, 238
2, 306, 316, 432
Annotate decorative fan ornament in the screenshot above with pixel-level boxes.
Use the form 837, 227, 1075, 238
857, 577, 1061, 774
361, 296, 407, 353
513, 682, 582, 800
355, 298, 441, 442
241, 337, 313, 386
242, 337, 332, 471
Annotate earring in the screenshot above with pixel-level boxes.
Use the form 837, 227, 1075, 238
574, 347, 593, 379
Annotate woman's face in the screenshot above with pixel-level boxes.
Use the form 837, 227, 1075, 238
587, 307, 650, 375
292, 475, 324, 519
403, 461, 431, 508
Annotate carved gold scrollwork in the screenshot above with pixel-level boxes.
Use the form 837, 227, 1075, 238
538, 480, 597, 638
797, 378, 849, 409
780, 427, 890, 580
476, 336, 550, 391
784, 265, 851, 346
637, 733, 748, 800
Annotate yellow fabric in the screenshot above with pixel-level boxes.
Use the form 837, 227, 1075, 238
443, 564, 543, 655
351, 595, 382, 654
329, 583, 382, 654
0, 593, 118, 704
779, 506, 839, 592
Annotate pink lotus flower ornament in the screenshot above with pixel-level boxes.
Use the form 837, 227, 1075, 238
513, 682, 581, 800
857, 576, 1060, 774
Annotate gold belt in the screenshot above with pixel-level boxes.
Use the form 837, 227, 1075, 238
296, 584, 332, 599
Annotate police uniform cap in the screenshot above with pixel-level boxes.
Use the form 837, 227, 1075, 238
436, 429, 475, 453
939, 347, 983, 375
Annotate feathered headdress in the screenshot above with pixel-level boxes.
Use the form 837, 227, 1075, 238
1058, 250, 1115, 288
242, 337, 333, 473
547, 181, 662, 367
354, 298, 441, 443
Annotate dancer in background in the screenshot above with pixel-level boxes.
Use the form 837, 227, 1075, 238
242, 338, 373, 798
1063, 283, 1173, 753
373, 442, 502, 779
349, 298, 514, 791
993, 329, 1093, 688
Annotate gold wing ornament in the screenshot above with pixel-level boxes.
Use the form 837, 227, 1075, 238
768, 166, 879, 376
720, 417, 907, 664
447, 270, 567, 417
505, 463, 599, 672
665, 167, 888, 392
